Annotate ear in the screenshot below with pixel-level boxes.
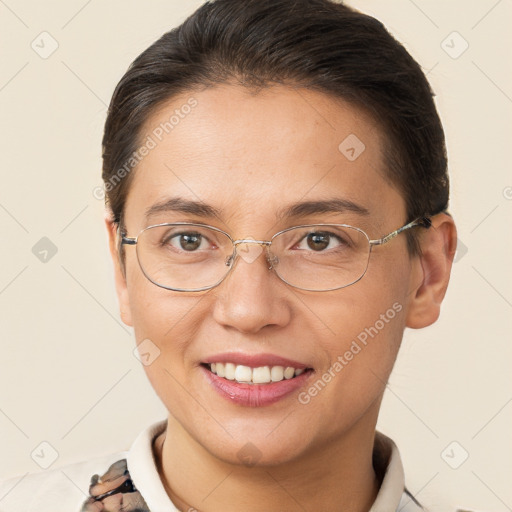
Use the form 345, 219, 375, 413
104, 212, 133, 327
405, 213, 457, 329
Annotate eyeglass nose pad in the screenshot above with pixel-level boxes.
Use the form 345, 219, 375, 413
225, 253, 235, 267
266, 250, 279, 270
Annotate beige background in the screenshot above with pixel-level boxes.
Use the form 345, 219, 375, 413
0, 1, 511, 510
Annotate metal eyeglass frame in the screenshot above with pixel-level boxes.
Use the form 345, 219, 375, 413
120, 216, 432, 292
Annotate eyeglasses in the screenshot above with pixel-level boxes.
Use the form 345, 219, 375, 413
120, 217, 431, 292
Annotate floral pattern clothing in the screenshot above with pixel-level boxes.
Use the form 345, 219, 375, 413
80, 459, 150, 512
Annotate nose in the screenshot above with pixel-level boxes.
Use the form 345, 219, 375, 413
212, 243, 292, 334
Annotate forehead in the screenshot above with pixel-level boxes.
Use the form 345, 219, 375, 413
124, 84, 405, 233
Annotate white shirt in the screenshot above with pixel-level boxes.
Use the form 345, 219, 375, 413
0, 419, 423, 511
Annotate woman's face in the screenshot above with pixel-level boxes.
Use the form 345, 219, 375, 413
113, 84, 421, 465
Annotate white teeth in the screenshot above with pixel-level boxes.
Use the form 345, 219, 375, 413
224, 362, 236, 380
252, 366, 271, 384
208, 363, 307, 384
234, 365, 252, 382
216, 362, 225, 378
270, 366, 284, 382
284, 367, 295, 379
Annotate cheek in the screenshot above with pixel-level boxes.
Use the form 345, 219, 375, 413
128, 284, 203, 360
298, 301, 406, 438
125, 255, 197, 343
300, 254, 411, 422
125, 260, 213, 400
315, 249, 410, 351
316, 286, 406, 376
127, 286, 199, 414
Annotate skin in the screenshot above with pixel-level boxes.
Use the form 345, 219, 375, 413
105, 83, 457, 512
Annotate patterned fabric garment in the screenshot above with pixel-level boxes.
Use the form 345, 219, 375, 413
80, 459, 150, 512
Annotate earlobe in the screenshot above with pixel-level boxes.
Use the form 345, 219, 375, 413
104, 213, 133, 327
405, 213, 457, 329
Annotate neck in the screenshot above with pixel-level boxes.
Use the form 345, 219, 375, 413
154, 415, 382, 512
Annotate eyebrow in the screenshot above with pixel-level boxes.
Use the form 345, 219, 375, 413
276, 198, 370, 219
144, 196, 370, 222
144, 197, 222, 221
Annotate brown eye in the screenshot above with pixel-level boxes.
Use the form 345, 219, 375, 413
163, 232, 206, 251
306, 232, 330, 251
179, 233, 202, 251
297, 231, 350, 252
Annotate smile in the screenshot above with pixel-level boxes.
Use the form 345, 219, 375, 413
200, 361, 314, 407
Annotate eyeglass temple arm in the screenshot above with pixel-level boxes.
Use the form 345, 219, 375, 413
114, 222, 137, 246
369, 217, 432, 246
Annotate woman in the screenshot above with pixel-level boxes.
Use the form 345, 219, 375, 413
1, 0, 458, 510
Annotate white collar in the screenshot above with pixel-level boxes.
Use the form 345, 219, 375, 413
127, 419, 177, 511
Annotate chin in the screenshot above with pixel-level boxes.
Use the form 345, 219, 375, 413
198, 429, 310, 468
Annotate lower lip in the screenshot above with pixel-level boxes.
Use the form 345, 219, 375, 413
200, 365, 313, 407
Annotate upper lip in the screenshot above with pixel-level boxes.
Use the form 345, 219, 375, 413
202, 352, 311, 369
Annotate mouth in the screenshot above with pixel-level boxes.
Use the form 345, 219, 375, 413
199, 352, 315, 406
201, 362, 313, 385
